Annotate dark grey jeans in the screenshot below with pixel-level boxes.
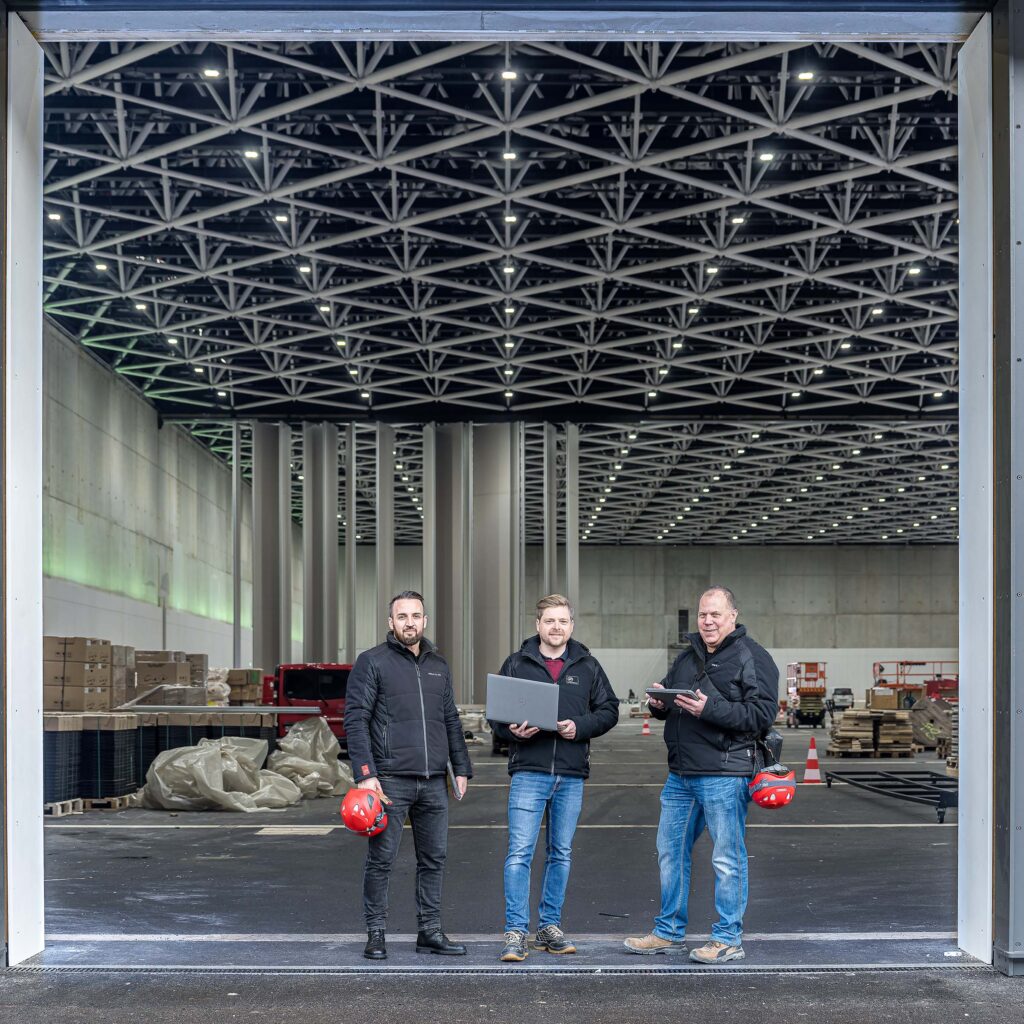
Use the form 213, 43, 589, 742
363, 774, 449, 932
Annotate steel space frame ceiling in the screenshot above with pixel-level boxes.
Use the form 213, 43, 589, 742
41, 37, 959, 545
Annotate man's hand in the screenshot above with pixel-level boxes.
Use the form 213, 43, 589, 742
556, 719, 577, 740
455, 776, 468, 798
509, 720, 540, 740
647, 682, 666, 711
675, 688, 708, 718
357, 776, 391, 805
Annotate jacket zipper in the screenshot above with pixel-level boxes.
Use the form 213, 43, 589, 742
414, 659, 430, 778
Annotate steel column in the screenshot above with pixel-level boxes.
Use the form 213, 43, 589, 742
343, 423, 357, 663
302, 422, 339, 662
231, 421, 243, 667
421, 423, 437, 628
957, 12, 996, 967
542, 422, 559, 596
252, 421, 292, 673
375, 423, 395, 619
989, 0, 1024, 977
564, 422, 580, 608
435, 423, 472, 703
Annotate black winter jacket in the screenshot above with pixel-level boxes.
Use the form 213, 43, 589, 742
343, 634, 473, 782
649, 626, 779, 777
488, 636, 619, 779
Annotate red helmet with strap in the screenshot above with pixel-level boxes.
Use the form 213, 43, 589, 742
340, 788, 389, 836
748, 764, 796, 809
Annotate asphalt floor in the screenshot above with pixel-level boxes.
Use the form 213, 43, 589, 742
4, 717, 1015, 1021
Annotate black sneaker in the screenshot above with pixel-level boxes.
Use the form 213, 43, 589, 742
534, 924, 577, 954
500, 929, 529, 962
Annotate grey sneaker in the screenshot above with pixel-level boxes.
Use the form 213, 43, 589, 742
500, 929, 528, 962
623, 932, 688, 955
534, 924, 577, 954
689, 940, 745, 964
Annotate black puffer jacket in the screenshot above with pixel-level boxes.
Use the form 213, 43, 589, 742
488, 636, 619, 779
343, 634, 473, 782
649, 626, 778, 777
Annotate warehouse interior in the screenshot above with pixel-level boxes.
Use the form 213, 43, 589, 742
2, 2, 1022, 1007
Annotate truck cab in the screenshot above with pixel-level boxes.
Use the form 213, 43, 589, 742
264, 663, 351, 750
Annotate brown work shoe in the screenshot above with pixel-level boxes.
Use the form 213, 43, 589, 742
689, 940, 745, 964
623, 932, 688, 955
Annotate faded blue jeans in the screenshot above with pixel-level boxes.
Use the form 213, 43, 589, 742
504, 771, 585, 933
653, 773, 751, 946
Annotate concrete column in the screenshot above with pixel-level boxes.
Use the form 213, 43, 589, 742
302, 423, 339, 662
343, 424, 358, 663
421, 424, 437, 626
231, 421, 243, 666
435, 423, 472, 703
564, 422, 580, 608
376, 423, 395, 619
542, 422, 559, 595
252, 422, 292, 673
472, 424, 523, 703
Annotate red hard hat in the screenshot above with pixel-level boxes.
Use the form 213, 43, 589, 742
340, 788, 389, 836
748, 765, 796, 809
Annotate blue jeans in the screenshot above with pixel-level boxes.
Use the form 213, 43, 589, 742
504, 771, 585, 933
654, 773, 751, 946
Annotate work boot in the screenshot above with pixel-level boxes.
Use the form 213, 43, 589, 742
689, 940, 745, 964
500, 929, 529, 962
533, 924, 576, 954
415, 929, 467, 955
623, 932, 688, 955
363, 929, 387, 960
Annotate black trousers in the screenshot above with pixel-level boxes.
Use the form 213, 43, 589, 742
363, 774, 449, 932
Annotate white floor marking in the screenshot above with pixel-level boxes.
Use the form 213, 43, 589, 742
45, 822, 955, 831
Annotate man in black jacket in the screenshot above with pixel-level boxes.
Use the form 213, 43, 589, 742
489, 594, 619, 962
343, 590, 473, 961
624, 585, 778, 965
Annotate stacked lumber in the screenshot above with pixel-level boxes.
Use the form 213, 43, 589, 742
827, 709, 875, 755
876, 709, 914, 755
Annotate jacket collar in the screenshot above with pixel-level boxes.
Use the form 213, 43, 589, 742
385, 632, 436, 659
685, 623, 747, 659
519, 634, 589, 667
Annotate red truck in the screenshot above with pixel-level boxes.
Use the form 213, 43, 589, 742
263, 663, 352, 749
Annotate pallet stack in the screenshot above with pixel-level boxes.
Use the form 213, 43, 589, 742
947, 705, 960, 777
875, 710, 914, 755
227, 668, 264, 705
827, 709, 875, 755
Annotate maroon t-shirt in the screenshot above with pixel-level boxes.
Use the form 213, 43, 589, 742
543, 657, 565, 681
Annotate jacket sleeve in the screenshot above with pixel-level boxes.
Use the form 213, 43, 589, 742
572, 662, 620, 741
699, 644, 779, 737
487, 654, 535, 743
442, 668, 473, 779
343, 652, 380, 781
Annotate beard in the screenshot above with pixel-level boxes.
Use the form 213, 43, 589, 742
393, 626, 423, 648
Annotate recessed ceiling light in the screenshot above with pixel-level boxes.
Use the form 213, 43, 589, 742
95, 263, 107, 270
202, 68, 221, 79
360, 391, 370, 399
134, 303, 147, 310
193, 366, 205, 375
933, 390, 945, 398
791, 391, 801, 397
918, 475, 926, 481
501, 70, 518, 80
658, 367, 669, 375
216, 390, 227, 397
752, 433, 760, 439
243, 149, 259, 159
47, 212, 61, 221
335, 339, 346, 347
730, 216, 745, 225
908, 266, 922, 275
871, 307, 884, 315
502, 151, 517, 161
167, 337, 178, 345
813, 368, 824, 375
672, 341, 683, 349
706, 266, 719, 275
504, 214, 518, 223
503, 368, 513, 376
614, 463, 622, 470
299, 265, 311, 274
852, 448, 861, 455
504, 305, 516, 313
348, 368, 359, 376
503, 264, 515, 274
797, 70, 815, 80
275, 214, 289, 222
627, 432, 638, 440
840, 342, 852, 350
648, 390, 657, 398
318, 305, 330, 312
504, 340, 515, 348
759, 152, 774, 162
687, 306, 699, 314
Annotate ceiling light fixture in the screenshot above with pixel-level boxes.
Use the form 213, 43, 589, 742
95, 263, 107, 271
759, 152, 774, 162
47, 212, 61, 221
797, 70, 815, 80
502, 151, 517, 161
501, 69, 518, 80
202, 68, 221, 78
504, 214, 518, 223
243, 149, 259, 159
274, 214, 289, 223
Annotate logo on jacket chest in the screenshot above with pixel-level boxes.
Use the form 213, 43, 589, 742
565, 675, 580, 686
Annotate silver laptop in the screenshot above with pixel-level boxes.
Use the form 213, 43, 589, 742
486, 673, 560, 732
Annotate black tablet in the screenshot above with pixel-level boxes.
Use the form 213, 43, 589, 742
646, 687, 699, 700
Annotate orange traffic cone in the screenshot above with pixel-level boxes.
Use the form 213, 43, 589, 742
803, 736, 822, 783
641, 718, 651, 737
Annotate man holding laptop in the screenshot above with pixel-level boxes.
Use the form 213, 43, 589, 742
487, 594, 619, 962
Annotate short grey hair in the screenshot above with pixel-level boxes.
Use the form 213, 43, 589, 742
700, 585, 738, 612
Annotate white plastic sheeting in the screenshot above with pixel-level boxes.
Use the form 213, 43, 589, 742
140, 717, 351, 812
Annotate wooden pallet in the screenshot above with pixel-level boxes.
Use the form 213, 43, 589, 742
827, 748, 915, 759
83, 793, 135, 811
44, 798, 84, 817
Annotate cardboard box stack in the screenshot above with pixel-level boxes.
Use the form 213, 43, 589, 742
227, 668, 264, 705
135, 650, 191, 688
111, 644, 137, 708
43, 636, 112, 711
186, 653, 209, 686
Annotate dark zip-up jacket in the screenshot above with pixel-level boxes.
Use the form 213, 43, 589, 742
488, 636, 619, 780
649, 625, 779, 777
344, 634, 473, 782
